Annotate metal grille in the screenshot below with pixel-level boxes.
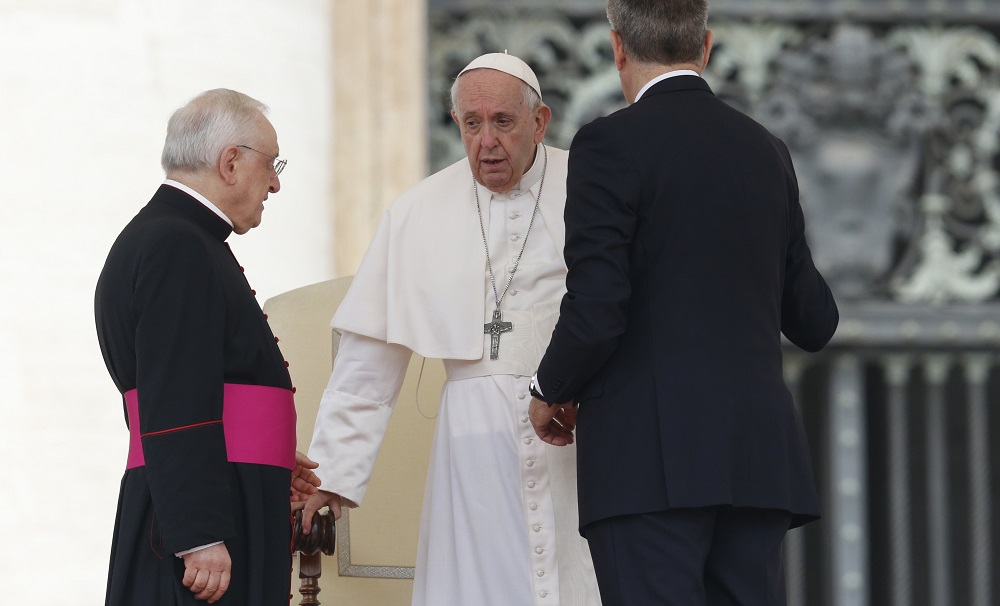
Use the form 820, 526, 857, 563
786, 304, 999, 606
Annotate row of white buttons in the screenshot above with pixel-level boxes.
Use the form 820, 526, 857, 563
503, 193, 528, 277
518, 384, 554, 601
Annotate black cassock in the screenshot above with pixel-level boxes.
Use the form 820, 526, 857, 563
96, 184, 293, 606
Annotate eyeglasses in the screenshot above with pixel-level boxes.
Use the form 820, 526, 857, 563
237, 145, 287, 176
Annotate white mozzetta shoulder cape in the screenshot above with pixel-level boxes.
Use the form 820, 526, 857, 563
333, 145, 568, 360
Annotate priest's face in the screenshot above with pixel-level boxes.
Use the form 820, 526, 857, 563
452, 69, 551, 192
231, 113, 282, 234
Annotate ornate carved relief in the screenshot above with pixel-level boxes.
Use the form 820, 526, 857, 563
709, 23, 926, 301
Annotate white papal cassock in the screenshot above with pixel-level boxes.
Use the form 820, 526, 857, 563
308, 144, 601, 606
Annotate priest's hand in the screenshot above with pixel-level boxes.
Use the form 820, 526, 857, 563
291, 451, 321, 509
182, 543, 231, 603
529, 398, 576, 446
302, 490, 349, 535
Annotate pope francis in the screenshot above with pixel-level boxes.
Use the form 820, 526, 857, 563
302, 53, 601, 605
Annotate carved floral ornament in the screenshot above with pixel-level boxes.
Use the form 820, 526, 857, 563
430, 15, 1000, 304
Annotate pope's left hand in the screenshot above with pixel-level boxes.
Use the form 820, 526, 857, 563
529, 398, 576, 446
290, 451, 321, 510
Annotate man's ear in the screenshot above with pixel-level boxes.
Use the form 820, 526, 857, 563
610, 29, 626, 72
701, 30, 714, 71
219, 145, 240, 185
533, 104, 552, 145
451, 110, 461, 128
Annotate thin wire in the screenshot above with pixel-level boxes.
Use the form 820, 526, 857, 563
413, 357, 437, 420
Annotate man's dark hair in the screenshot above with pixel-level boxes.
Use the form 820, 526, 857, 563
606, 0, 708, 66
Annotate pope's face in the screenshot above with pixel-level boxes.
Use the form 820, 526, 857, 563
452, 69, 550, 193
232, 113, 281, 234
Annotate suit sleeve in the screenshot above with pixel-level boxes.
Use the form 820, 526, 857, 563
775, 140, 839, 351
133, 229, 234, 554
537, 119, 641, 403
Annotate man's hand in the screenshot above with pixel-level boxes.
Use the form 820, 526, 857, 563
182, 543, 231, 603
291, 451, 321, 509
529, 398, 577, 446
301, 490, 349, 535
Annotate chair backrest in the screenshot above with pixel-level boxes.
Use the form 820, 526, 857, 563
265, 276, 445, 604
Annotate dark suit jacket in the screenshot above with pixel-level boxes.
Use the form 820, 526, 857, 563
536, 75, 839, 531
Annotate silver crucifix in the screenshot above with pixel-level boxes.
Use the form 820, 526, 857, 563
484, 309, 513, 360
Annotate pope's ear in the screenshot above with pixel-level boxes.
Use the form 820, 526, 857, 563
219, 145, 240, 185
533, 104, 552, 144
451, 110, 461, 127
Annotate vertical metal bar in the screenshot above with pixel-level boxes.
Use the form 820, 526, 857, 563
963, 354, 992, 606
885, 355, 913, 606
829, 354, 869, 606
923, 355, 952, 606
783, 355, 807, 606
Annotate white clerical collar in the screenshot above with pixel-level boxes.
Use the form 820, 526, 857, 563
163, 179, 234, 228
633, 69, 701, 103
496, 143, 545, 196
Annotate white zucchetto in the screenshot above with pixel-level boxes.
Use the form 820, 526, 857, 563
457, 52, 543, 101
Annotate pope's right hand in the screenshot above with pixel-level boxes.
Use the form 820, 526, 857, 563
302, 490, 346, 535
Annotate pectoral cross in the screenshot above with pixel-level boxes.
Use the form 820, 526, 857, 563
484, 309, 513, 360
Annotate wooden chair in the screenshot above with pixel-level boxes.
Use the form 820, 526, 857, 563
265, 277, 444, 605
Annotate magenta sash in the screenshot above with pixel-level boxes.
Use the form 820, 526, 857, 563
125, 383, 296, 471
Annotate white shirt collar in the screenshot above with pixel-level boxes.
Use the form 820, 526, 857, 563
484, 143, 546, 198
633, 69, 701, 103
515, 142, 546, 194
163, 179, 234, 228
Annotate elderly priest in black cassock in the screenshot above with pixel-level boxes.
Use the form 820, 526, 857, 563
95, 89, 318, 606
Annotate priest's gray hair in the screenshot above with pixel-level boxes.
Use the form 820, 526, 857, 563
607, 0, 708, 66
161, 89, 269, 174
450, 70, 542, 115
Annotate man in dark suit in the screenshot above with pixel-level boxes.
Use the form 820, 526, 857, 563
528, 1, 839, 604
